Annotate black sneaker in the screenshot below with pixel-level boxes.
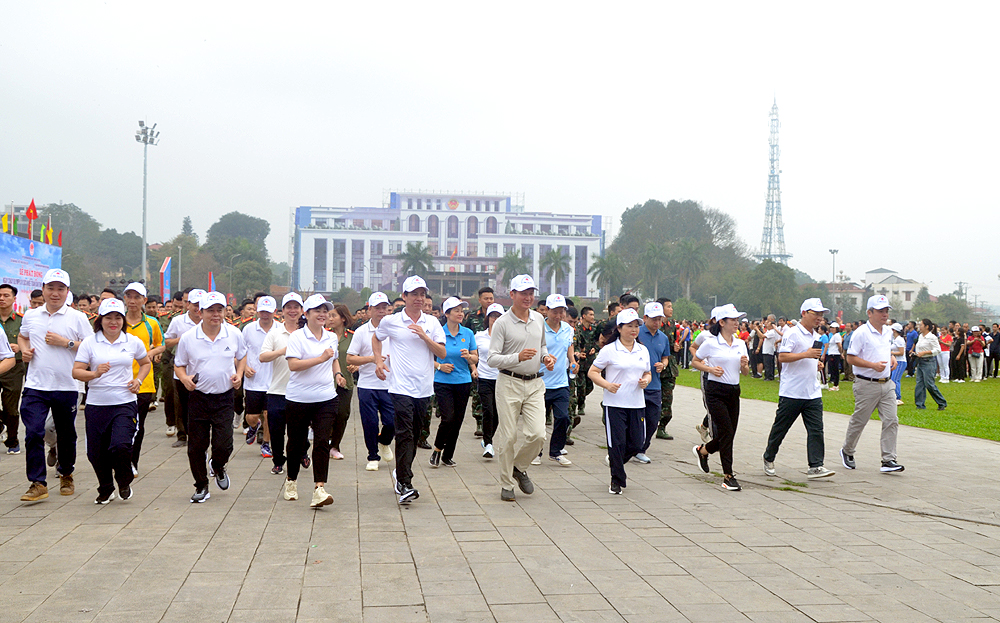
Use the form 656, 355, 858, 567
442, 458, 457, 467
417, 440, 432, 450
271, 465, 284, 475
119, 485, 133, 501
391, 469, 402, 496
428, 450, 441, 468
190, 487, 211, 503
880, 460, 905, 473
301, 454, 311, 469
692, 445, 710, 474
95, 490, 116, 505
512, 467, 534, 495
840, 449, 856, 470
722, 475, 742, 491
609, 483, 622, 495
398, 487, 419, 504
245, 423, 259, 445
216, 467, 230, 490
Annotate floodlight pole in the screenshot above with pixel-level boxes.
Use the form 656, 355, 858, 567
135, 121, 160, 288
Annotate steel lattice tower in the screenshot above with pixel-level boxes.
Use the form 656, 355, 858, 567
755, 99, 791, 264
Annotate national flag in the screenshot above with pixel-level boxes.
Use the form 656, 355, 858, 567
450, 247, 457, 259
209, 272, 216, 291
57, 230, 62, 246
46, 228, 52, 244
25, 199, 38, 240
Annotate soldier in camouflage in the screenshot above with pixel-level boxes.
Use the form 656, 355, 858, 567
462, 287, 494, 438
656, 298, 678, 440
572, 306, 600, 419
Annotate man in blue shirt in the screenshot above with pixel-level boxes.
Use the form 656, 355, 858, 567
540, 294, 576, 466
636, 302, 670, 463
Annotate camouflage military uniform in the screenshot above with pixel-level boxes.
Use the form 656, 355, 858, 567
573, 321, 600, 417
463, 309, 488, 437
657, 320, 679, 438
159, 309, 183, 439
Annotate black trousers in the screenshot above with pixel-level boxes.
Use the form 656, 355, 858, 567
187, 389, 235, 490
826, 355, 842, 388
478, 379, 498, 446
266, 394, 287, 468
286, 396, 338, 483
131, 392, 154, 468
641, 387, 661, 452
329, 386, 353, 451
433, 382, 472, 462
86, 402, 138, 497
392, 394, 427, 489
604, 405, 645, 488
762, 354, 776, 381
173, 378, 190, 440
0, 361, 24, 448
763, 396, 826, 468
703, 380, 741, 476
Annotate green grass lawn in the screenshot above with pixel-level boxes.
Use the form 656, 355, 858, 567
674, 368, 1000, 442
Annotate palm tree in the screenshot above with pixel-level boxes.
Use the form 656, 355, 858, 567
588, 251, 627, 300
672, 239, 708, 300
397, 242, 434, 276
496, 251, 531, 288
640, 242, 671, 301
539, 248, 570, 294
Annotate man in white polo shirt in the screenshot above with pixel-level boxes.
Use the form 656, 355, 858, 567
17, 269, 93, 501
347, 291, 396, 472
163, 288, 206, 448
242, 296, 276, 457
175, 292, 248, 503
762, 298, 835, 479
373, 276, 446, 504
487, 275, 556, 502
841, 295, 904, 473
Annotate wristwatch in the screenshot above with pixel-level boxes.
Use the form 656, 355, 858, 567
66, 340, 75, 350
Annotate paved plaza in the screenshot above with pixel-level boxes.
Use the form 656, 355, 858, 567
1, 379, 999, 622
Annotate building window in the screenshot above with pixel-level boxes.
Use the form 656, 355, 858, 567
503, 243, 515, 256
353, 219, 364, 228
407, 198, 412, 209
576, 225, 588, 235
315, 219, 327, 228
466, 200, 471, 211
436, 199, 442, 210
408, 215, 420, 232
541, 224, 551, 233
523, 223, 533, 233
447, 242, 458, 257
575, 246, 588, 297
370, 241, 383, 256
905, 291, 912, 302
486, 216, 498, 234
428, 215, 439, 238
428, 241, 439, 255
558, 225, 569, 235
522, 244, 533, 261
476, 200, 481, 211
447, 215, 459, 238
467, 242, 478, 256
436, 200, 442, 211
467, 216, 478, 238
485, 243, 498, 257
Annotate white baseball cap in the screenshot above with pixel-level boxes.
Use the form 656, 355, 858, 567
256, 296, 277, 313
716, 304, 747, 321
545, 294, 567, 309
402, 275, 428, 294
891, 322, 904, 333
281, 292, 304, 308
200, 291, 227, 310
800, 298, 830, 314
188, 289, 207, 305
616, 308, 640, 326
98, 298, 125, 316
971, 326, 981, 332
303, 293, 333, 312
124, 282, 147, 297
867, 295, 891, 310
43, 268, 70, 286
442, 296, 468, 314
368, 292, 389, 307
486, 303, 505, 316
644, 302, 665, 318
709, 306, 721, 321
830, 322, 840, 328
509, 274, 536, 292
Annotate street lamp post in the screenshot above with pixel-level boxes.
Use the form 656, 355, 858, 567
829, 249, 838, 284
178, 244, 183, 292
229, 253, 242, 298
135, 121, 160, 288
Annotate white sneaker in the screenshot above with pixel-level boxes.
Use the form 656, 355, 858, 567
165, 426, 177, 437
284, 479, 298, 501
939, 379, 949, 384
763, 456, 776, 477
482, 443, 494, 459
549, 455, 572, 466
366, 460, 379, 471
311, 485, 334, 508
379, 443, 393, 462
807, 466, 836, 479
604, 454, 610, 466
330, 448, 344, 460
895, 399, 904, 406
559, 449, 568, 455
633, 453, 651, 464
530, 455, 542, 466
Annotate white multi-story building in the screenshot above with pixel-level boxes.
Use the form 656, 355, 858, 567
863, 268, 926, 320
291, 191, 604, 298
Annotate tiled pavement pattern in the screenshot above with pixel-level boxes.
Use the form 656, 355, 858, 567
1, 378, 999, 622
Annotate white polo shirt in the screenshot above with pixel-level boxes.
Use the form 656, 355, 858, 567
260, 323, 294, 396
75, 331, 148, 405
847, 321, 893, 379
285, 326, 339, 403
164, 312, 199, 380
695, 333, 748, 386
762, 328, 780, 355
777, 322, 822, 399
20, 304, 93, 392
0, 339, 13, 361
241, 320, 274, 392
175, 322, 248, 394
347, 320, 390, 391
827, 332, 842, 356
592, 339, 650, 409
374, 310, 445, 398
475, 330, 498, 381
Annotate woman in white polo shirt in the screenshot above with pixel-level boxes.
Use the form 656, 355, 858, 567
283, 294, 346, 508
72, 299, 151, 504
691, 304, 750, 492
589, 308, 651, 495
475, 303, 504, 459
259, 292, 304, 476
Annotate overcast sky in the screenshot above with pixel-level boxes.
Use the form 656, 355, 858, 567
3, 3, 998, 308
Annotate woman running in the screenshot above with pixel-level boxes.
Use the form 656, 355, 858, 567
259, 292, 304, 476
284, 294, 346, 508
691, 304, 750, 492
589, 308, 651, 495
429, 297, 478, 468
72, 298, 151, 504
327, 304, 355, 461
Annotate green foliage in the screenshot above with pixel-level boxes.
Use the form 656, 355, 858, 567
270, 261, 290, 287
181, 216, 198, 243
639, 242, 671, 301
539, 248, 570, 295
588, 252, 627, 299
230, 259, 271, 300
731, 260, 801, 319
912, 294, 976, 325
496, 251, 531, 285
397, 242, 434, 276
671, 298, 707, 321
206, 212, 270, 248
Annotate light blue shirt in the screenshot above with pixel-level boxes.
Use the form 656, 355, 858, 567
540, 320, 574, 389
434, 324, 477, 385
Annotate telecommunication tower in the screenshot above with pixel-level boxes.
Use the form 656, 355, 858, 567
755, 99, 791, 264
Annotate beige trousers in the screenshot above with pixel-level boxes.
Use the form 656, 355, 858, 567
495, 374, 546, 490
843, 378, 898, 462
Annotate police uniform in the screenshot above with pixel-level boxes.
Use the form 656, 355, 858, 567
0, 309, 25, 451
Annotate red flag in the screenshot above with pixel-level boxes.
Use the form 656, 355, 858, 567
25, 199, 38, 240
57, 230, 62, 246
450, 247, 457, 259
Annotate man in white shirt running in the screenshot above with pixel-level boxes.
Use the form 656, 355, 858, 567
163, 288, 206, 448
347, 292, 396, 472
242, 296, 276, 457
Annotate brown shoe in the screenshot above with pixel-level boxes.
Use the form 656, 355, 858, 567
59, 474, 75, 496
20, 482, 48, 502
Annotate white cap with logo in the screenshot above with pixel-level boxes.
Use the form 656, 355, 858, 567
442, 297, 468, 314
43, 268, 70, 287
200, 292, 227, 310
644, 302, 664, 318
98, 298, 126, 316
486, 303, 505, 316
509, 274, 536, 292
304, 293, 334, 312
368, 292, 389, 307
281, 292, 304, 308
188, 289, 207, 305
800, 298, 830, 314
402, 275, 427, 294
256, 296, 277, 313
545, 294, 567, 309
124, 282, 146, 297
891, 322, 904, 333
715, 304, 747, 321
616, 308, 640, 326
867, 295, 891, 310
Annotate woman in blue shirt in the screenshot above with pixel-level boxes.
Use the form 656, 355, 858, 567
429, 297, 478, 468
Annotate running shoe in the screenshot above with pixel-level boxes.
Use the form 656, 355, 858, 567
428, 450, 441, 468
549, 455, 572, 466
190, 488, 211, 503
633, 453, 651, 464
120, 485, 133, 501
366, 460, 379, 471
807, 466, 835, 479
840, 449, 855, 470
284, 479, 298, 500
95, 490, 116, 505
398, 487, 419, 504
482, 443, 494, 459
379, 443, 393, 462
261, 443, 272, 459
609, 483, 622, 495
271, 465, 284, 475
880, 460, 905, 473
721, 475, 742, 491
245, 423, 259, 445
310, 486, 334, 508
763, 456, 776, 477
216, 467, 230, 490
692, 445, 710, 474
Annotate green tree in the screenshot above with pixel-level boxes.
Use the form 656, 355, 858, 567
539, 248, 570, 295
230, 259, 271, 300
915, 286, 932, 307
588, 252, 627, 300
672, 240, 709, 300
397, 242, 434, 276
733, 260, 800, 319
639, 242, 671, 301
496, 251, 531, 286
182, 216, 198, 243
206, 212, 270, 247
270, 261, 290, 287
672, 298, 707, 322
